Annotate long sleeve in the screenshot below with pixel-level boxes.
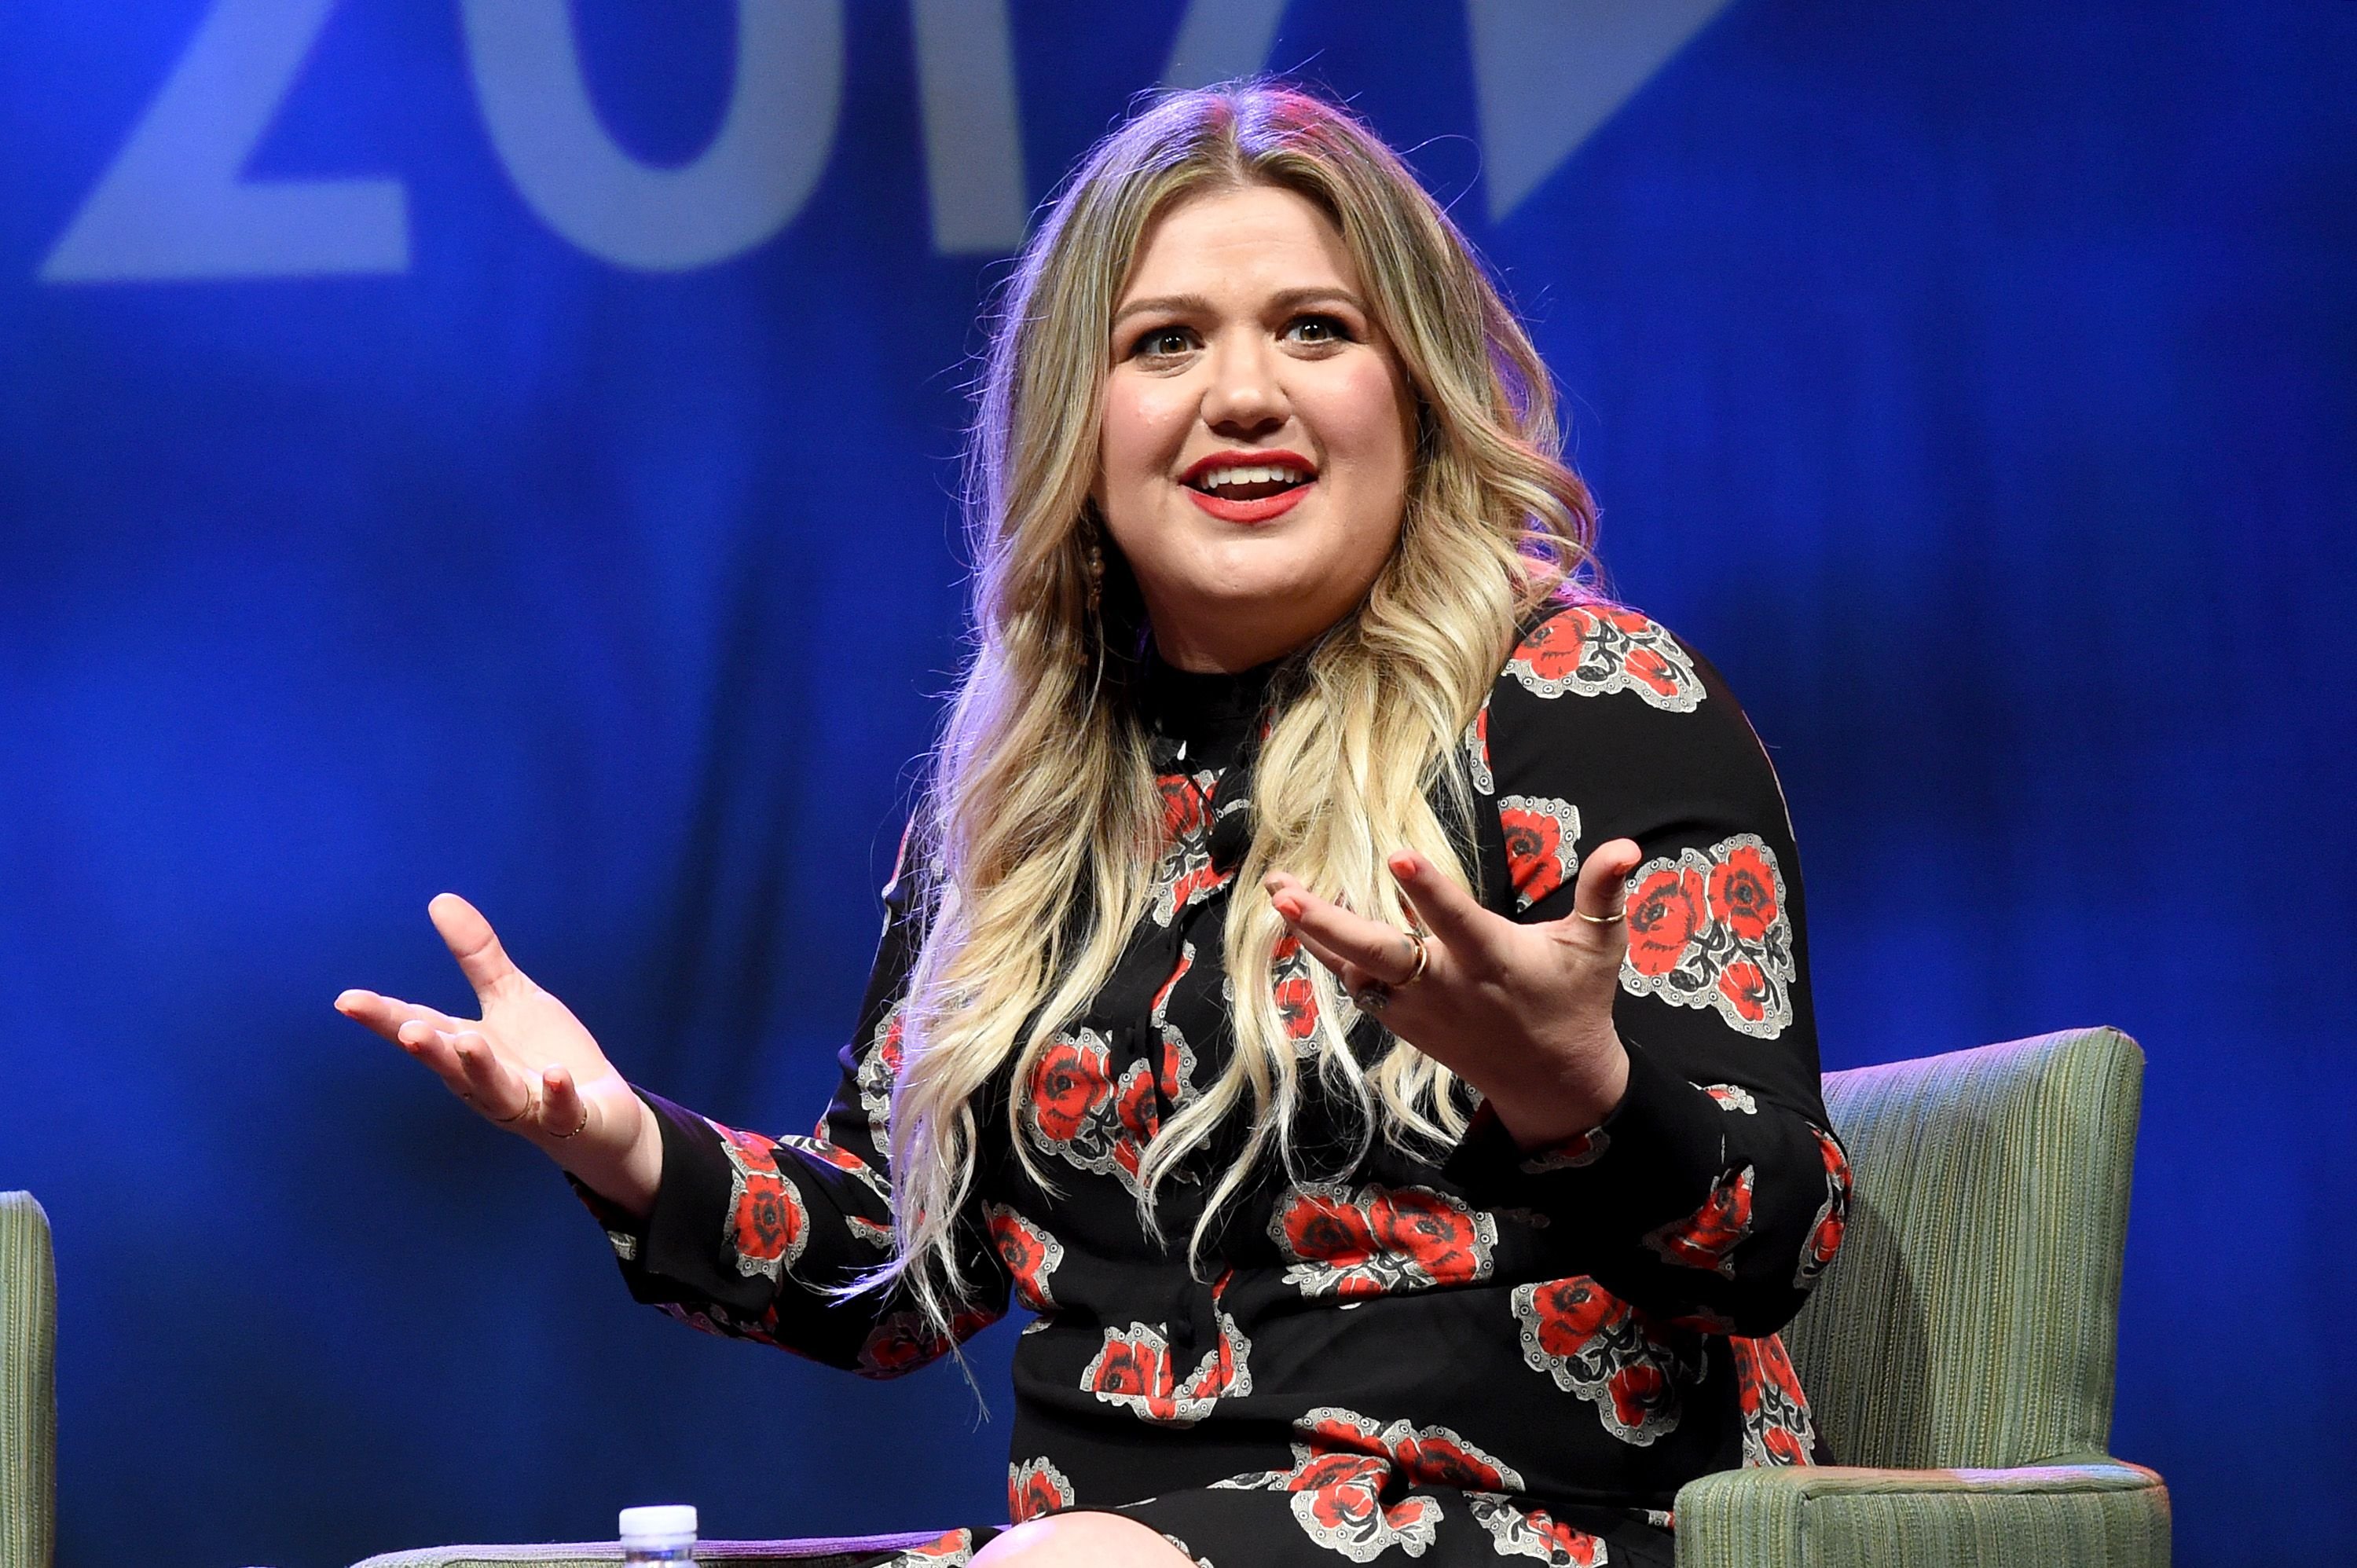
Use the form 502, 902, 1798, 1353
575, 818, 1010, 1376
1445, 603, 1852, 1337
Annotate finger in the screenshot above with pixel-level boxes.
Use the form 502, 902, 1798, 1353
1273, 897, 1360, 979
389, 1017, 475, 1096
1567, 837, 1644, 934
537, 1063, 593, 1142
427, 893, 526, 1007
334, 989, 468, 1048
1268, 878, 1428, 985
1387, 851, 1501, 955
450, 1028, 534, 1122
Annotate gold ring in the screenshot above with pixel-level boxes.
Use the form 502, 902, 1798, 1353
1574, 908, 1626, 926
491, 1092, 534, 1126
1400, 926, 1430, 986
551, 1101, 591, 1141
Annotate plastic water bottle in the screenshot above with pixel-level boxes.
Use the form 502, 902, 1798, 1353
619, 1505, 697, 1566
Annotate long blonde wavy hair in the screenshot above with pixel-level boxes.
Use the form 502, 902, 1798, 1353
875, 85, 1598, 1330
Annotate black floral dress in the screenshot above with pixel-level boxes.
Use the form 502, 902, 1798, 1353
579, 604, 1852, 1568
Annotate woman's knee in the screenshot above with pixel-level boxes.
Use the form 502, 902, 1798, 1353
968, 1511, 1192, 1568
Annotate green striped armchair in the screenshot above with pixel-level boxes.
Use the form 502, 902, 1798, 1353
0, 1192, 55, 1568
0, 1027, 2169, 1568
1675, 1026, 2170, 1565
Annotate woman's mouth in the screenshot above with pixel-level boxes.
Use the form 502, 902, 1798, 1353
1180, 452, 1317, 523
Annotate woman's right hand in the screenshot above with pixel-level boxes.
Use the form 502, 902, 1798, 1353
336, 892, 662, 1218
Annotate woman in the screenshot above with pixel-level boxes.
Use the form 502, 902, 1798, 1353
338, 86, 1849, 1568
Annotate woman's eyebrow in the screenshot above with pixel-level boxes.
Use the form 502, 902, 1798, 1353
1263, 286, 1368, 316
1109, 286, 1369, 332
1111, 293, 1213, 330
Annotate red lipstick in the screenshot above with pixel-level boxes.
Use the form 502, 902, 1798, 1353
1178, 449, 1318, 525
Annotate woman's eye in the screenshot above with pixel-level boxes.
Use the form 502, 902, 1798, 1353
1285, 314, 1354, 346
1131, 327, 1197, 359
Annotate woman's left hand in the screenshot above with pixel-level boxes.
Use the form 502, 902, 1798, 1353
1266, 841, 1642, 1150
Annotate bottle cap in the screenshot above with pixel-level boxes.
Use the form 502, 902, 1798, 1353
618, 1505, 698, 1548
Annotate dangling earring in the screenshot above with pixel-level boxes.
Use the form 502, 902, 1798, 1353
1084, 532, 1105, 619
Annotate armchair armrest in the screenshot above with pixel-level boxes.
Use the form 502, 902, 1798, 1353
2, 1192, 57, 1568
353, 1533, 947, 1568
1672, 1459, 2169, 1567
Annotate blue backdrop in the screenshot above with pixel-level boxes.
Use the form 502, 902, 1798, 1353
2, 3, 2351, 1564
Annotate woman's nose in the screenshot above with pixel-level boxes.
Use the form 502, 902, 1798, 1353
1200, 338, 1288, 438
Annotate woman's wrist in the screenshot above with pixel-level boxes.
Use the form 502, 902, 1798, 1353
1483, 1029, 1630, 1151
553, 1090, 664, 1221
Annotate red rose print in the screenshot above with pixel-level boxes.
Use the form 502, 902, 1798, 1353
714, 1126, 810, 1280
1699, 1082, 1758, 1114
1212, 1409, 1481, 1562
731, 1171, 801, 1262
1626, 866, 1706, 976
1706, 841, 1781, 940
1506, 604, 1704, 711
1609, 1360, 1672, 1431
1514, 607, 1589, 683
793, 1138, 868, 1174
1164, 859, 1225, 921
1277, 1189, 1381, 1282
856, 1312, 940, 1379
1596, 606, 1651, 636
777, 1131, 889, 1205
1513, 1275, 1701, 1445
1025, 1031, 1113, 1144
1466, 1494, 1608, 1566
1152, 943, 1198, 1102
857, 1306, 1001, 1381
1006, 1456, 1074, 1524
1113, 1058, 1157, 1141
1157, 771, 1208, 841
1272, 1182, 1496, 1298
1793, 1124, 1852, 1289
1625, 645, 1681, 701
1086, 1329, 1164, 1399
1080, 1313, 1252, 1426
883, 1528, 973, 1566
1730, 1333, 1819, 1468
985, 1203, 1064, 1313
1642, 1163, 1756, 1277
1022, 1027, 1164, 1193
1270, 933, 1320, 1045
1499, 794, 1582, 909
1149, 770, 1230, 925
1619, 836, 1797, 1038
1519, 1123, 1609, 1173
1367, 1188, 1490, 1286
1385, 1426, 1516, 1493
1717, 960, 1772, 1023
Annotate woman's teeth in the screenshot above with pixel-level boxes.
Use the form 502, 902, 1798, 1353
1192, 463, 1312, 500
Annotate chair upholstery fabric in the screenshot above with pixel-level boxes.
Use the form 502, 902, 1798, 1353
0, 1192, 57, 1568
1787, 1028, 2143, 1471
1672, 1026, 2168, 1565
1673, 1461, 2171, 1568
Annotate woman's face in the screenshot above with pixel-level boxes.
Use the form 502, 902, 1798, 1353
1094, 183, 1418, 673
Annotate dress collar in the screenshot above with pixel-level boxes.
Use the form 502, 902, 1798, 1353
1142, 650, 1284, 773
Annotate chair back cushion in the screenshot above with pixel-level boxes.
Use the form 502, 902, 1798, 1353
1783, 1028, 2143, 1471
1, 1192, 55, 1568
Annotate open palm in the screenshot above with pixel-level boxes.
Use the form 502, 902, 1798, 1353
1266, 841, 1641, 1149
337, 893, 660, 1212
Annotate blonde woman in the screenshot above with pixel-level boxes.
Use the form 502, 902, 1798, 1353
339, 86, 1851, 1568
